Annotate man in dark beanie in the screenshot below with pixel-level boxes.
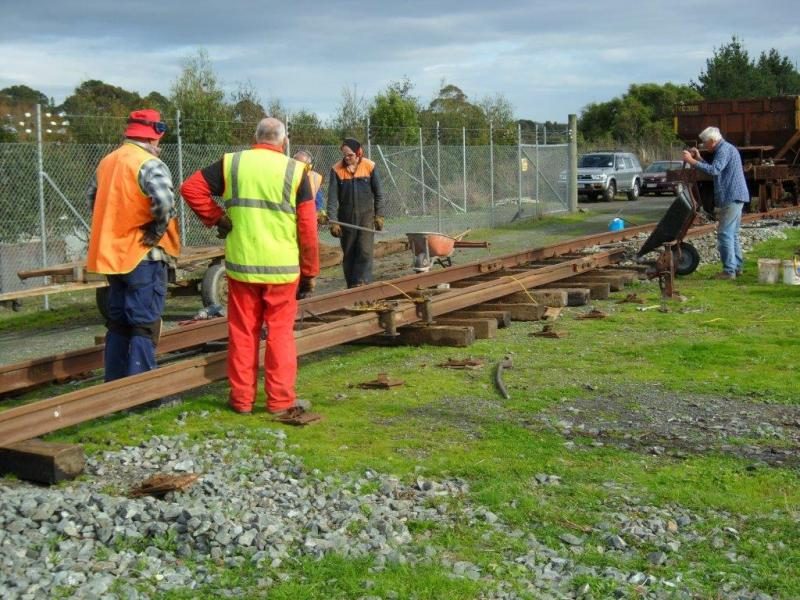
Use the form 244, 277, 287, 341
326, 138, 385, 287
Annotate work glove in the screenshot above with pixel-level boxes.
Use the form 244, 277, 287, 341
216, 214, 233, 239
374, 216, 385, 231
329, 223, 342, 238
317, 211, 329, 225
140, 221, 162, 247
296, 275, 316, 299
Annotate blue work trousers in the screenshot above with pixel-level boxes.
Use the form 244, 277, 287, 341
104, 260, 167, 381
717, 202, 745, 275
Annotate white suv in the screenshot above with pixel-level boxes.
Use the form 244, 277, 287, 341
571, 151, 643, 202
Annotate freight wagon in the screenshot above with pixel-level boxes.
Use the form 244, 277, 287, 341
669, 96, 800, 213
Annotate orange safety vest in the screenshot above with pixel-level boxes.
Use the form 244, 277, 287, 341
307, 170, 323, 198
87, 143, 180, 274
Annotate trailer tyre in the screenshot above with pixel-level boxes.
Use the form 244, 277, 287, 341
673, 242, 700, 276
96, 286, 110, 320
201, 262, 228, 307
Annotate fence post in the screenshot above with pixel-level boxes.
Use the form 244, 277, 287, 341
462, 126, 467, 212
176, 110, 186, 240
517, 121, 522, 212
366, 115, 372, 160
535, 123, 540, 215
543, 124, 547, 145
419, 127, 426, 216
36, 104, 49, 310
436, 121, 442, 233
568, 114, 578, 213
489, 121, 495, 227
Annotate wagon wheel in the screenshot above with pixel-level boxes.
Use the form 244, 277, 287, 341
201, 261, 228, 307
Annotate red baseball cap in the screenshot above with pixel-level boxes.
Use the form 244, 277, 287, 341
124, 109, 166, 140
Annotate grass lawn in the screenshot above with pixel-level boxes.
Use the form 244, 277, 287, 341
4, 211, 800, 599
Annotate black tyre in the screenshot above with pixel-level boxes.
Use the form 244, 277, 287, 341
603, 180, 617, 202
672, 242, 700, 276
626, 179, 640, 201
95, 286, 110, 320
201, 261, 228, 307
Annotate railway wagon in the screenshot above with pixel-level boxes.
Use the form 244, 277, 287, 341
669, 96, 800, 213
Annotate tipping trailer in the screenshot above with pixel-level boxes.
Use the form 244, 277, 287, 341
669, 96, 800, 212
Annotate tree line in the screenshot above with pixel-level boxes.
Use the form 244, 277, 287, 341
578, 36, 800, 147
1, 37, 798, 148
0, 50, 524, 146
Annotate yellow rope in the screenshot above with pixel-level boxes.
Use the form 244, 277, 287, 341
497, 274, 540, 305
380, 281, 421, 303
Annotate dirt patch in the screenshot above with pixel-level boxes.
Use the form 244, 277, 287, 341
375, 395, 509, 441
535, 384, 800, 468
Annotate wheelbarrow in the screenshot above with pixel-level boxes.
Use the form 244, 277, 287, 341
406, 229, 489, 272
636, 183, 700, 298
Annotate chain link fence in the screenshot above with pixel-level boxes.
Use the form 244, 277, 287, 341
0, 110, 571, 295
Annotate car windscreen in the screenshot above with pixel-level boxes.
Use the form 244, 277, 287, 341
644, 162, 681, 173
578, 154, 613, 168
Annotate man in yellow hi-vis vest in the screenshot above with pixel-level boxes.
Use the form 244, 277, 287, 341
181, 118, 319, 419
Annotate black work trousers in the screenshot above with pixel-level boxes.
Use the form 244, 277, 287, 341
339, 212, 375, 288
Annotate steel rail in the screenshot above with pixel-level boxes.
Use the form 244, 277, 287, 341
2, 205, 797, 396
0, 251, 622, 446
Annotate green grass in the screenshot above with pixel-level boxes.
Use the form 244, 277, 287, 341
11, 219, 800, 598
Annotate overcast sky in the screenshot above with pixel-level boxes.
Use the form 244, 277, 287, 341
1, 1, 798, 122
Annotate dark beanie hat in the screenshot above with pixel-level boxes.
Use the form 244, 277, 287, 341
342, 138, 361, 153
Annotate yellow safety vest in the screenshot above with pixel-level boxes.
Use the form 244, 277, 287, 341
222, 149, 304, 284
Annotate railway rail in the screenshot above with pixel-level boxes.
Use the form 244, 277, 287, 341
0, 205, 798, 446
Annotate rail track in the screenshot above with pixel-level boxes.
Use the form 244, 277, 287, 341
0, 206, 797, 446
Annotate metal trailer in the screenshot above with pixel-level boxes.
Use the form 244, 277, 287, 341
669, 96, 800, 213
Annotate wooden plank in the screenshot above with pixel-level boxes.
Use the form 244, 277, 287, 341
353, 324, 475, 347
561, 275, 624, 292
473, 302, 543, 321
447, 309, 511, 328
0, 280, 107, 302
533, 287, 591, 306
0, 439, 85, 484
435, 317, 496, 338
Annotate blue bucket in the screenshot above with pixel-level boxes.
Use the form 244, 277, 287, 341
608, 218, 624, 232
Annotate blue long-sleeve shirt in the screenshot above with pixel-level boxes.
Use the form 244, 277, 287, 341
693, 139, 750, 206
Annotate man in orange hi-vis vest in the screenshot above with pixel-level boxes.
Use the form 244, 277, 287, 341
86, 109, 180, 381
293, 150, 325, 223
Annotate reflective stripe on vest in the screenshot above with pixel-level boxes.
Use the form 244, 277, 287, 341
86, 142, 180, 275
222, 149, 304, 284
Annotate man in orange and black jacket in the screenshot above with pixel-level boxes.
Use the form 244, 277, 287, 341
326, 138, 384, 287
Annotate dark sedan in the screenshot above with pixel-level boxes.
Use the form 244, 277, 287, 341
641, 160, 683, 196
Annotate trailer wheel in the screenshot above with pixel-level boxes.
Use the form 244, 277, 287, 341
201, 262, 228, 307
95, 286, 110, 320
673, 242, 700, 276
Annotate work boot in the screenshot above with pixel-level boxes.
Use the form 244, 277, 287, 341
713, 272, 736, 280
268, 398, 312, 416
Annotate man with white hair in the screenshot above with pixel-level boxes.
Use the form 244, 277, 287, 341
682, 126, 750, 279
181, 117, 320, 420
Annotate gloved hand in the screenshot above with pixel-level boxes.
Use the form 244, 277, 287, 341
329, 223, 342, 238
216, 214, 233, 239
296, 275, 316, 299
317, 211, 329, 225
374, 216, 385, 231
140, 221, 162, 247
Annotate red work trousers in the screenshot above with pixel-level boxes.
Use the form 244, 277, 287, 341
227, 277, 299, 412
